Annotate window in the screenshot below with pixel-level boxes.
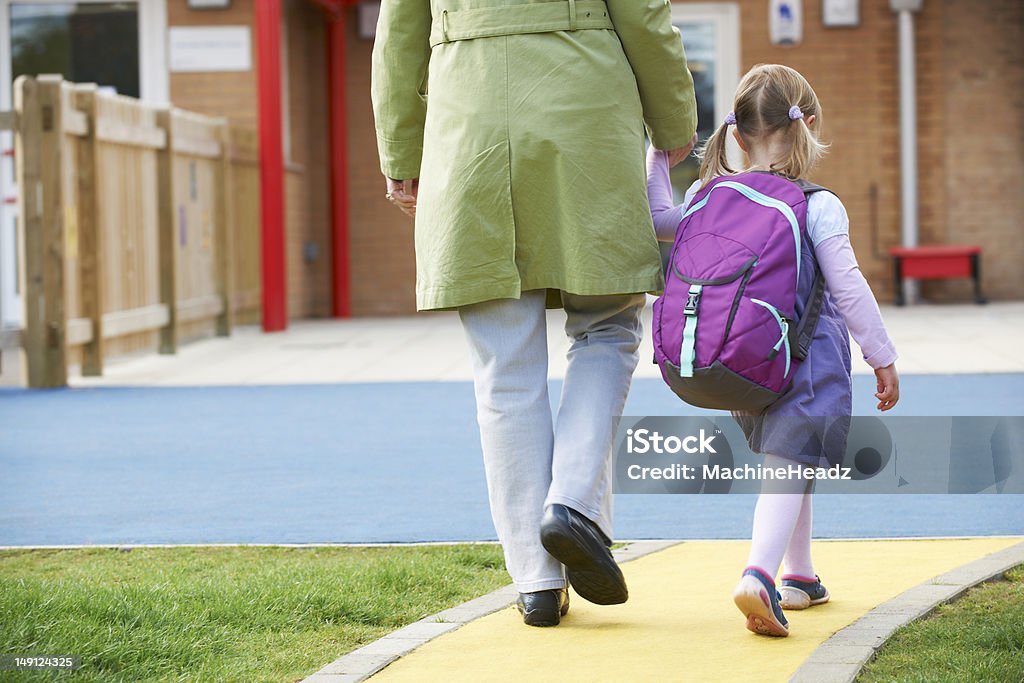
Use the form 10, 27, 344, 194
11, 2, 140, 96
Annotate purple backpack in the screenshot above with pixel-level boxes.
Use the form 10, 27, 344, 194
652, 172, 827, 412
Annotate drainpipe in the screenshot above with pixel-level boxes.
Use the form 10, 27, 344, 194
891, 0, 923, 304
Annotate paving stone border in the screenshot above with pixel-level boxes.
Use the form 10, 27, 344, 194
789, 539, 1024, 683
300, 540, 681, 683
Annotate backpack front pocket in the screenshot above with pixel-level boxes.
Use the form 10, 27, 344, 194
719, 296, 793, 392
662, 255, 756, 374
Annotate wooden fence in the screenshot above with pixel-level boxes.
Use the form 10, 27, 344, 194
4, 75, 262, 387
226, 127, 261, 326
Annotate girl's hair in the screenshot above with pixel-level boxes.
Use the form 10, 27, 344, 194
697, 64, 828, 185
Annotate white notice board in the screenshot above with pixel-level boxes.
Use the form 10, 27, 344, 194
169, 26, 252, 73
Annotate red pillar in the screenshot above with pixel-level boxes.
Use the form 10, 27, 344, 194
254, 0, 288, 331
326, 9, 351, 318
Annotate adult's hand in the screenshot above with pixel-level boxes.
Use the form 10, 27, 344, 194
662, 133, 699, 168
386, 177, 418, 218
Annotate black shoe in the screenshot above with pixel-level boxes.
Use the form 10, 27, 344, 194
516, 588, 570, 627
540, 504, 628, 605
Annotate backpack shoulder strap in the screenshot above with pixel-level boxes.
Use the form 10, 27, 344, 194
794, 179, 834, 198
790, 179, 833, 361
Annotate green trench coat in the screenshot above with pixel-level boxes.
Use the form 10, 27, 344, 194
372, 0, 697, 311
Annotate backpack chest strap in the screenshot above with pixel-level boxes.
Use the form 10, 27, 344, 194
679, 284, 703, 377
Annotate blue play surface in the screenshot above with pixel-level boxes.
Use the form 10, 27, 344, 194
1, 374, 1022, 546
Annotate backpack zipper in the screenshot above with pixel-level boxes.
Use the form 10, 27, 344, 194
682, 180, 802, 289
750, 298, 791, 378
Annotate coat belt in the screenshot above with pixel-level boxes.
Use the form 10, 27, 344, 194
429, 0, 614, 47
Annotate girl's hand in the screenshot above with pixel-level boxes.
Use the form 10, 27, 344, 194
386, 177, 418, 218
874, 363, 900, 412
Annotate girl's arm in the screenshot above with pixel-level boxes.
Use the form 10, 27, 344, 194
815, 235, 898, 369
646, 146, 700, 240
809, 193, 898, 370
809, 192, 900, 410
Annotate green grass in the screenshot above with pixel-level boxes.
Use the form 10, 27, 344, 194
858, 565, 1024, 683
0, 544, 509, 682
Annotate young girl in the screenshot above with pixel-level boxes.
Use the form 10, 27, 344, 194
647, 64, 901, 637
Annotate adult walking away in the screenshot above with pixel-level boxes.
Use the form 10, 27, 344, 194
372, 0, 697, 627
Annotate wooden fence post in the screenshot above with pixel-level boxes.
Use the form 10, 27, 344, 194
155, 107, 177, 354
16, 75, 67, 388
215, 120, 233, 336
73, 84, 104, 376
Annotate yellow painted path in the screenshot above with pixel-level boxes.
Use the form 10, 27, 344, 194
373, 537, 1021, 682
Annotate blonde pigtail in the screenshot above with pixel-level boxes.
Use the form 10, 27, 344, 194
696, 122, 735, 188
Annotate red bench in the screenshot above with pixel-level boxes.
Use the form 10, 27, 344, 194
889, 245, 986, 306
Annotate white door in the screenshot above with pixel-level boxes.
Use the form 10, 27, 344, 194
0, 0, 168, 329
669, 2, 742, 202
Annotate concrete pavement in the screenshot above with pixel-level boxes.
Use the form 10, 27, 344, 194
33, 301, 1024, 387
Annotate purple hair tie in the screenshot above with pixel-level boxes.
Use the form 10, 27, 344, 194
724, 111, 737, 126
788, 105, 804, 121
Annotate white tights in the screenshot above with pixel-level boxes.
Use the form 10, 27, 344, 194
746, 453, 817, 580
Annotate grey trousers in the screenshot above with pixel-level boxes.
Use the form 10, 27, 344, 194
458, 289, 645, 592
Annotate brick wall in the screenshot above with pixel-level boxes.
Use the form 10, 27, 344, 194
940, 0, 1024, 301
344, 9, 418, 315
166, 0, 258, 130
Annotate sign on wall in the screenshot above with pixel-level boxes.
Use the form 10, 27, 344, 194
822, 0, 859, 27
769, 0, 803, 46
169, 26, 252, 73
